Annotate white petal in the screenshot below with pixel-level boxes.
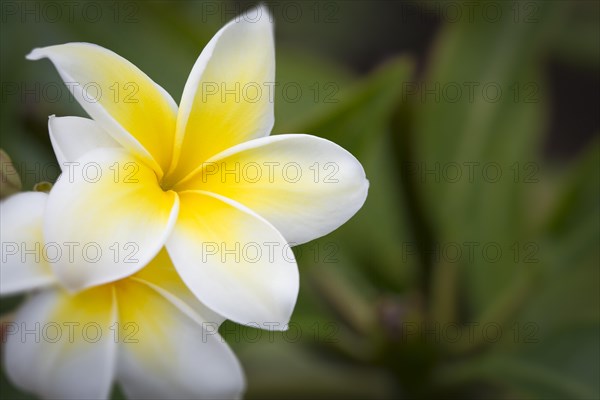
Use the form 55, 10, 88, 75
166, 191, 298, 327
166, 4, 275, 182
0, 192, 55, 295
48, 116, 120, 170
44, 148, 179, 291
27, 43, 178, 175
176, 134, 369, 245
130, 248, 224, 326
4, 287, 117, 400
115, 279, 245, 399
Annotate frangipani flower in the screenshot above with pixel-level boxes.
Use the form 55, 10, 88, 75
1, 192, 245, 400
26, 5, 368, 327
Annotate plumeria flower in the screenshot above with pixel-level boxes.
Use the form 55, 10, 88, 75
26, 5, 368, 327
0, 191, 245, 399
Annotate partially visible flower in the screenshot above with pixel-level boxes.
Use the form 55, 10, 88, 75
0, 192, 245, 400
26, 5, 368, 327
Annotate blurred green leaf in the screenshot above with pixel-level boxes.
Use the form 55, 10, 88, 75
410, 0, 557, 320
492, 139, 600, 398
435, 138, 599, 399
439, 332, 598, 399
403, 2, 599, 397
0, 149, 22, 198
274, 48, 356, 133
299, 57, 413, 158
240, 341, 398, 400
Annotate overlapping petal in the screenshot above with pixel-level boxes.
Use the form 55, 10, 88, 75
175, 134, 369, 245
167, 5, 275, 182
44, 148, 179, 291
48, 116, 120, 170
166, 191, 298, 327
131, 248, 224, 326
27, 43, 178, 175
0, 192, 55, 295
5, 286, 117, 400
115, 278, 245, 399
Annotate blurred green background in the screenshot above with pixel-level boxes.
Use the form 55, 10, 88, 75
1, 0, 599, 398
